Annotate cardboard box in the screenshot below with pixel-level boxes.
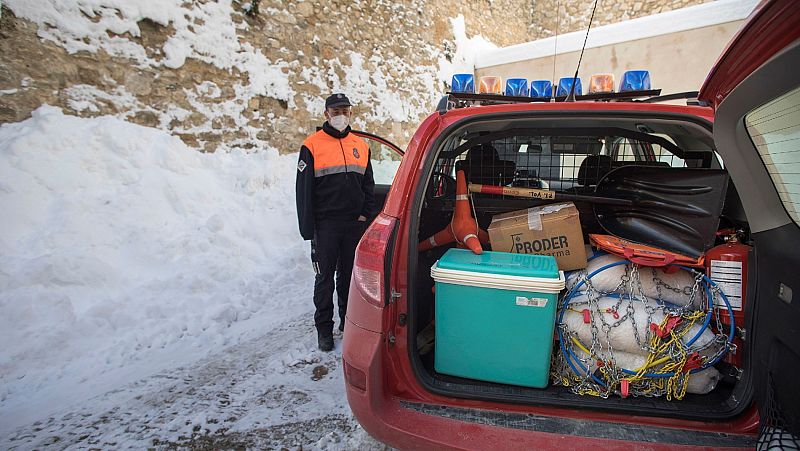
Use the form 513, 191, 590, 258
488, 202, 587, 271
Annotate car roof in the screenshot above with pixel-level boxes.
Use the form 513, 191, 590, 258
439, 101, 715, 123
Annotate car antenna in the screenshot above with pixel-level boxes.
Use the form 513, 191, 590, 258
551, 0, 561, 102
566, 0, 600, 102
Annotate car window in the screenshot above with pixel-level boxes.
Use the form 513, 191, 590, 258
612, 138, 639, 162
744, 85, 800, 225
357, 135, 403, 186
433, 130, 714, 196
652, 134, 687, 168
551, 137, 601, 184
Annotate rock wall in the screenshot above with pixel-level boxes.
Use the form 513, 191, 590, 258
529, 0, 710, 40
0, 0, 706, 154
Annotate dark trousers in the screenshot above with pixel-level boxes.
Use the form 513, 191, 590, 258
312, 219, 365, 334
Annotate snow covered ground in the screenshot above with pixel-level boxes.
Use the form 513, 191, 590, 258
4, 312, 385, 449
0, 107, 393, 449
0, 1, 492, 447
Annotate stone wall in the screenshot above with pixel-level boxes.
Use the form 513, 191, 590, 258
0, 0, 706, 154
529, 0, 710, 40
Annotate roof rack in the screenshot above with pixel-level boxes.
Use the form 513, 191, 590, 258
634, 91, 708, 106
440, 89, 662, 111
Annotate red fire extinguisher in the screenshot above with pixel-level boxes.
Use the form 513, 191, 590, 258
705, 230, 750, 367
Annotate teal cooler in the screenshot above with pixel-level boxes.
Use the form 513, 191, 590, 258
432, 248, 565, 388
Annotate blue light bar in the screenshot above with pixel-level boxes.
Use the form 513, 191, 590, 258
505, 78, 529, 96
530, 80, 553, 98
619, 70, 651, 92
451, 74, 475, 94
557, 77, 582, 97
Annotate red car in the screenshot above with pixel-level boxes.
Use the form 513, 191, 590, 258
343, 0, 800, 448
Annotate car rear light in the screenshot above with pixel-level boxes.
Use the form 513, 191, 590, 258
344, 359, 367, 391
505, 78, 529, 96
478, 76, 502, 94
557, 77, 582, 97
451, 73, 475, 93
619, 70, 651, 91
353, 214, 397, 307
530, 80, 553, 98
589, 74, 615, 93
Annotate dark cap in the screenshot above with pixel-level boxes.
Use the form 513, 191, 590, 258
325, 93, 352, 109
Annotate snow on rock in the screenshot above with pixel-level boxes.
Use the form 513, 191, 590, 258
438, 14, 498, 84
298, 50, 441, 128
4, 0, 293, 102
0, 106, 313, 432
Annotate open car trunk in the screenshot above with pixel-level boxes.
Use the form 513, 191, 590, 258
407, 112, 754, 421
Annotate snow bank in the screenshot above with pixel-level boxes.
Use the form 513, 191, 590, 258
0, 106, 314, 431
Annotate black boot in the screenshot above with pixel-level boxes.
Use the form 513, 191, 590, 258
317, 331, 334, 352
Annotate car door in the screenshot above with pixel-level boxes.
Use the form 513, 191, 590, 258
351, 130, 404, 219
699, 0, 800, 444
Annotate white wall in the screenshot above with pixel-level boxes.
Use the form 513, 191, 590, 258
474, 0, 758, 97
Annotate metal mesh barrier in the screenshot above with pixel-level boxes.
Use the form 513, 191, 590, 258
757, 373, 800, 450
431, 134, 688, 195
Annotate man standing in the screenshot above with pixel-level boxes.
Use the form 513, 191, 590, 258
296, 93, 375, 352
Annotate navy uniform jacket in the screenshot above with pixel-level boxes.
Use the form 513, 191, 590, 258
295, 122, 375, 240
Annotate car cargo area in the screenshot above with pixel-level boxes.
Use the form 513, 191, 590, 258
407, 113, 754, 420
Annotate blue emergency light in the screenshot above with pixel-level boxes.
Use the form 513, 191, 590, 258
557, 77, 582, 97
530, 80, 553, 98
505, 78, 529, 96
451, 74, 475, 94
619, 70, 651, 92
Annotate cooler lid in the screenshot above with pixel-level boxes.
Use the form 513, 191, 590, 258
436, 248, 560, 279
431, 264, 565, 293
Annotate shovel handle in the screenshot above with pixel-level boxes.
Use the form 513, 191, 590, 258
468, 183, 556, 199
468, 183, 634, 207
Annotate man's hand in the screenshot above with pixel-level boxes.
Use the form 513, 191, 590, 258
357, 215, 367, 221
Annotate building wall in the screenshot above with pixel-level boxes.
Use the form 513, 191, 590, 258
476, 21, 745, 96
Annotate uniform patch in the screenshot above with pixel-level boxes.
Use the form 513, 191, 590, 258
352, 148, 360, 158
297, 160, 307, 172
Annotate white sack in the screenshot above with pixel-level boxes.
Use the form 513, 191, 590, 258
561, 293, 717, 355
686, 366, 722, 394
565, 254, 701, 307
568, 348, 721, 395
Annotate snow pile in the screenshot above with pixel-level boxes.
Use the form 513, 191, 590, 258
0, 2, 497, 441
0, 106, 314, 430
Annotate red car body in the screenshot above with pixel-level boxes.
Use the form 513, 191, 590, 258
343, 1, 800, 448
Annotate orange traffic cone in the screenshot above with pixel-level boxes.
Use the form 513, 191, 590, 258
419, 170, 486, 255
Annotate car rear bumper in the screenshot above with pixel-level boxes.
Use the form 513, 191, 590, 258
343, 318, 757, 450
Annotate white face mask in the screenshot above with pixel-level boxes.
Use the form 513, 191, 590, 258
328, 114, 349, 132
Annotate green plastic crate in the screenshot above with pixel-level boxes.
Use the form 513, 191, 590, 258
432, 249, 565, 388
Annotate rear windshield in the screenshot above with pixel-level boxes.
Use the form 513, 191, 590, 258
432, 128, 715, 193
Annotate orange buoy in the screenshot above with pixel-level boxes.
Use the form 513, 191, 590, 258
419, 170, 486, 254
